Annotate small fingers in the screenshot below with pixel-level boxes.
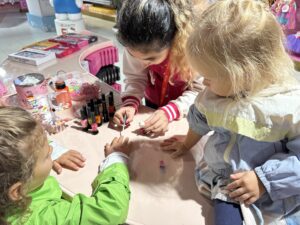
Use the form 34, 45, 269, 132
245, 197, 257, 206
171, 149, 184, 158
113, 113, 123, 125
229, 187, 246, 199
125, 109, 134, 124
151, 128, 164, 134
227, 180, 241, 190
69, 156, 85, 167
52, 161, 62, 174
235, 193, 251, 203
161, 144, 176, 151
111, 137, 120, 146
68, 150, 86, 161
123, 137, 129, 145
63, 160, 80, 171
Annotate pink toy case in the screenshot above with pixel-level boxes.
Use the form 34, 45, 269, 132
84, 43, 119, 75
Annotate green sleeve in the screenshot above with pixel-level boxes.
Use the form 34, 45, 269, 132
8, 163, 130, 225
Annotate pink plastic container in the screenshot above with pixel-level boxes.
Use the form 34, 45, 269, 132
14, 73, 48, 106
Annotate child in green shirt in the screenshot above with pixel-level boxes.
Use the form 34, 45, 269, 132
0, 106, 131, 225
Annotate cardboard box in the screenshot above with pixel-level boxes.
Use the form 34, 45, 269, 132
8, 48, 56, 66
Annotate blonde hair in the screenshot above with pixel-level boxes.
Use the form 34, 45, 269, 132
187, 0, 296, 97
168, 0, 197, 82
0, 107, 46, 224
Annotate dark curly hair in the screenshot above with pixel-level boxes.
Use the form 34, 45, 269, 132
117, 0, 197, 81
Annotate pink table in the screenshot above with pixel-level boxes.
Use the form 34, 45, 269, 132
0, 36, 213, 225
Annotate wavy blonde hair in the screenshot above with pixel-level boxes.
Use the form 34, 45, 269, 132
187, 0, 296, 97
167, 0, 199, 82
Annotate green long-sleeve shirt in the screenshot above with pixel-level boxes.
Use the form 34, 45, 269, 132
7, 163, 130, 225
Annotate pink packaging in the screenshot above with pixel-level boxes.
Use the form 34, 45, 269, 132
13, 73, 48, 107
0, 80, 7, 97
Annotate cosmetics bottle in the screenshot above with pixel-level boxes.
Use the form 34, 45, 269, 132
89, 99, 95, 111
80, 106, 88, 130
97, 99, 103, 115
55, 80, 72, 108
108, 91, 116, 118
101, 93, 109, 122
88, 111, 98, 134
94, 101, 102, 126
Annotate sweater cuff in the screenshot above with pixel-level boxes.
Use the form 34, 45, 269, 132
160, 102, 180, 122
99, 152, 129, 172
121, 96, 140, 113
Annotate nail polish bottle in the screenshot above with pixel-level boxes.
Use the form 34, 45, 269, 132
97, 99, 103, 115
94, 101, 102, 126
55, 80, 72, 108
88, 111, 98, 134
80, 106, 88, 130
108, 91, 116, 118
101, 94, 109, 122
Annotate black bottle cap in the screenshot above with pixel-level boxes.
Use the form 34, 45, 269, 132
55, 80, 66, 89
101, 93, 106, 102
80, 106, 87, 119
109, 92, 114, 105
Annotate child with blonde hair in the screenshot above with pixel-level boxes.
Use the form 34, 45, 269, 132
113, 0, 204, 135
0, 106, 131, 225
162, 0, 300, 224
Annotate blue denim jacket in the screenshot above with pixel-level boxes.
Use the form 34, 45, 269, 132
189, 86, 300, 224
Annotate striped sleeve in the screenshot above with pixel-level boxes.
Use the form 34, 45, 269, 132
160, 102, 180, 122
121, 96, 141, 113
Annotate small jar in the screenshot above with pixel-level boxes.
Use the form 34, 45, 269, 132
55, 80, 72, 108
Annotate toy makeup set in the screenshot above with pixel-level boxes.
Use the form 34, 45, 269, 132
9, 73, 68, 134
83, 44, 122, 92
49, 35, 89, 48
96, 65, 121, 91
46, 34, 97, 58
8, 48, 56, 66
78, 91, 116, 135
6, 71, 101, 134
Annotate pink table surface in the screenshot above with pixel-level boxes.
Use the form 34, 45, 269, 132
0, 35, 213, 225
50, 106, 213, 225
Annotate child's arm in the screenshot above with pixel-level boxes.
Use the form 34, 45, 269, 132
161, 103, 211, 158
165, 76, 204, 121
53, 150, 86, 174
113, 49, 148, 126
26, 137, 131, 225
142, 77, 205, 135
49, 140, 86, 174
161, 128, 202, 158
70, 136, 131, 224
228, 137, 300, 205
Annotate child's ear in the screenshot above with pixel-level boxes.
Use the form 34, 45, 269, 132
8, 182, 23, 201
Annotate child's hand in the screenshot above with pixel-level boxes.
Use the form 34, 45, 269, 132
104, 136, 131, 157
113, 106, 135, 126
227, 171, 266, 205
52, 150, 86, 175
160, 136, 189, 158
143, 109, 169, 135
